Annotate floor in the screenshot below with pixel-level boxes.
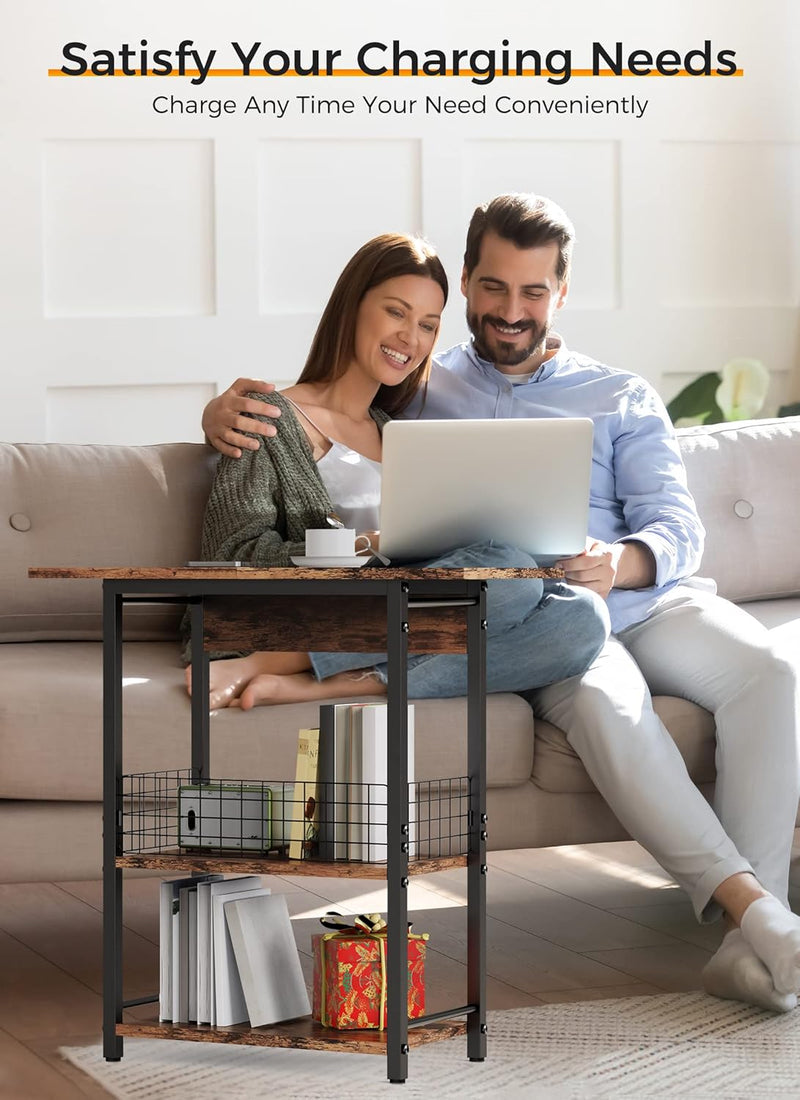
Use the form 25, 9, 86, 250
2, 836, 800, 1099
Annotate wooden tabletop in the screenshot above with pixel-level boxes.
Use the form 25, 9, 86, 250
28, 565, 562, 581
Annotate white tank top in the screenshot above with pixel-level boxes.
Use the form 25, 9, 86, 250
283, 396, 381, 531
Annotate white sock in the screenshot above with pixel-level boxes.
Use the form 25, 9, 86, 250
702, 929, 797, 1013
740, 895, 800, 995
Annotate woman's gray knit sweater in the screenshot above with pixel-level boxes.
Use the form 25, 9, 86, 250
200, 391, 390, 567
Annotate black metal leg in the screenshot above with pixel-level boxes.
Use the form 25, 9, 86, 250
466, 581, 488, 1062
102, 583, 124, 1061
386, 581, 410, 1084
189, 599, 210, 782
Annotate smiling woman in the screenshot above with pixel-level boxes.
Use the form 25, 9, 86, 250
292, 234, 447, 423
188, 231, 609, 710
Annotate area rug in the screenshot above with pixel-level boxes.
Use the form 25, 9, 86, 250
61, 992, 800, 1099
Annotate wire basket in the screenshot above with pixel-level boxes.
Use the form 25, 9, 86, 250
120, 770, 470, 863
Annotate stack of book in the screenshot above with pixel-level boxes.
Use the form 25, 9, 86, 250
159, 874, 310, 1027
316, 702, 416, 862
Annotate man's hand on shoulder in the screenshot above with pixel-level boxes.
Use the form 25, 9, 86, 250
203, 378, 282, 458
557, 539, 656, 600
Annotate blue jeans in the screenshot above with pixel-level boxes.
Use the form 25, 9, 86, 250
309, 543, 610, 698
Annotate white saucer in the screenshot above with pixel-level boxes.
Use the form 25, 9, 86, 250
290, 555, 372, 569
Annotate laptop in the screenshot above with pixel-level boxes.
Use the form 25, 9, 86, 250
379, 418, 593, 565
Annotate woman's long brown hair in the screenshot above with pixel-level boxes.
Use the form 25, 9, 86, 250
296, 233, 448, 416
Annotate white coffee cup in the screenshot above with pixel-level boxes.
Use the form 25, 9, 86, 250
305, 527, 372, 558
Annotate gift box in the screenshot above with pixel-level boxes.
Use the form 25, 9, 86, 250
312, 917, 428, 1029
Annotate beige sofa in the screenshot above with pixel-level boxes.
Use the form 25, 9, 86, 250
2, 418, 799, 883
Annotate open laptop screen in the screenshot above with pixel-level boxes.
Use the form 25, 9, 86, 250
379, 418, 593, 565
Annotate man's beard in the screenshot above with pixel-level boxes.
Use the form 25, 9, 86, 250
467, 309, 548, 368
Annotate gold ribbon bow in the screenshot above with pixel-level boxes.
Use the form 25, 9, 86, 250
319, 911, 388, 934
317, 911, 428, 1029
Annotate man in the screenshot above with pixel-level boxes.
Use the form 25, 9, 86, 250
202, 193, 800, 1013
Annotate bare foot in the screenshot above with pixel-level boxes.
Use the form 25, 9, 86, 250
234, 669, 386, 709
185, 652, 311, 710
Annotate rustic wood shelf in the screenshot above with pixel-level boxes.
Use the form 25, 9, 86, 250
29, 565, 560, 581
118, 1015, 466, 1054
39, 565, 495, 1080
116, 851, 467, 878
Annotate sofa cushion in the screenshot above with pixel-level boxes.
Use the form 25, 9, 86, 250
0, 642, 536, 801
0, 442, 216, 642
531, 695, 717, 794
736, 597, 800, 631
0, 638, 723, 803
0, 801, 106, 883
678, 417, 800, 603
769, 619, 800, 662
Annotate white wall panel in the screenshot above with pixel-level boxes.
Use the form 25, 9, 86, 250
257, 139, 421, 314
46, 383, 215, 444
462, 141, 620, 309
1, 0, 798, 441
43, 140, 216, 318
657, 142, 800, 309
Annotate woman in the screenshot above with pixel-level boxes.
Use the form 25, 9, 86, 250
191, 233, 609, 709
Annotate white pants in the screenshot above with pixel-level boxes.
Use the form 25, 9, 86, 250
532, 586, 800, 922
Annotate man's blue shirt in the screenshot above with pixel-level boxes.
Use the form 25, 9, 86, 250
404, 336, 705, 633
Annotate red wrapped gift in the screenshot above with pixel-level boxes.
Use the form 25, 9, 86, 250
312, 913, 428, 1029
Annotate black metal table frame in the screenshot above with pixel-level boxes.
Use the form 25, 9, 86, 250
102, 573, 488, 1084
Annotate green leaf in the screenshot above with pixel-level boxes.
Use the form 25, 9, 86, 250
666, 372, 725, 425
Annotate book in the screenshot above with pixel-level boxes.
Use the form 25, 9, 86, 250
187, 889, 198, 1022
196, 875, 262, 1025
224, 893, 311, 1027
171, 889, 182, 1022
360, 703, 416, 862
158, 881, 172, 1022
319, 702, 415, 861
212, 885, 272, 1026
158, 874, 221, 1022
175, 883, 196, 1022
318, 703, 352, 860
288, 727, 320, 859
347, 705, 365, 860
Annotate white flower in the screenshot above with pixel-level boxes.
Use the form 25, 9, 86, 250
715, 358, 769, 421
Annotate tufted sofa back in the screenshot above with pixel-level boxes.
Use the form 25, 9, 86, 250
678, 417, 800, 604
1, 417, 798, 642
0, 443, 217, 641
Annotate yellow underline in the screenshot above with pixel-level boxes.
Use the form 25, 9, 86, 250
47, 67, 745, 78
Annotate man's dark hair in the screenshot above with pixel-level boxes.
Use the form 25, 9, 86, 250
463, 193, 575, 284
